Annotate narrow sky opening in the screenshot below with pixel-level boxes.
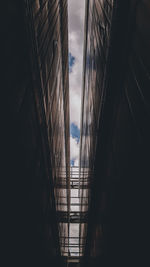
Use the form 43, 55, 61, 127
68, 0, 86, 258
68, 0, 85, 167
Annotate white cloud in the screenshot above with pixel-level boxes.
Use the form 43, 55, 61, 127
74, 158, 79, 167
68, 0, 85, 128
68, 0, 85, 44
70, 89, 81, 128
70, 136, 79, 161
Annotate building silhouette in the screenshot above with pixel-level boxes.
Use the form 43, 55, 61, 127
3, 1, 70, 266
80, 0, 150, 266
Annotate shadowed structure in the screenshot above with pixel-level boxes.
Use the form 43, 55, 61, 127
80, 0, 150, 266
2, 1, 70, 266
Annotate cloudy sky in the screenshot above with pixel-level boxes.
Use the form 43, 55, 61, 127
68, 0, 85, 166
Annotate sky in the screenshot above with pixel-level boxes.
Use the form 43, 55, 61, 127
68, 0, 85, 166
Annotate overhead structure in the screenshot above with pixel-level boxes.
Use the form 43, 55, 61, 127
3, 1, 70, 266
80, 0, 150, 266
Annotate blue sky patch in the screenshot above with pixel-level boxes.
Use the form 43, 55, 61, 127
69, 53, 75, 73
70, 159, 75, 166
70, 123, 80, 143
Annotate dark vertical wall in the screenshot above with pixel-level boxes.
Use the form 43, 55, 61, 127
81, 0, 150, 266
2, 1, 70, 266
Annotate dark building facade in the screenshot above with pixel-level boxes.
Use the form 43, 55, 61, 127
80, 0, 150, 266
3, 1, 70, 266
